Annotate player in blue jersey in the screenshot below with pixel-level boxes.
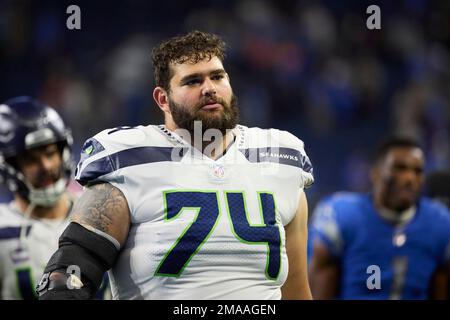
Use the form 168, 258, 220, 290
37, 31, 314, 299
309, 137, 450, 299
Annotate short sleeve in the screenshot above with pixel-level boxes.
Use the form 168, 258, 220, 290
310, 199, 344, 257
75, 136, 117, 186
277, 130, 314, 189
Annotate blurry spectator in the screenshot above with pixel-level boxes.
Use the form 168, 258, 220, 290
309, 137, 450, 299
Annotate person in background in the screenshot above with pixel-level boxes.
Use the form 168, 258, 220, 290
0, 96, 109, 299
309, 137, 450, 299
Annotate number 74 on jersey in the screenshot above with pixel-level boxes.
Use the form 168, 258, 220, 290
155, 190, 282, 280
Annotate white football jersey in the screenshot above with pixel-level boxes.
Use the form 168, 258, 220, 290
0, 202, 70, 299
75, 125, 314, 300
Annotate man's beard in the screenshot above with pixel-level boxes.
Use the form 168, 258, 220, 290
169, 94, 239, 135
30, 166, 62, 189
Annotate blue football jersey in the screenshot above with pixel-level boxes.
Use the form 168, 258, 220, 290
310, 192, 450, 299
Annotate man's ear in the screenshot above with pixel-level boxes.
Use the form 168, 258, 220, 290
153, 87, 170, 113
370, 166, 379, 186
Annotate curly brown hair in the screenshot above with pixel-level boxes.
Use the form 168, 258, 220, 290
152, 30, 227, 91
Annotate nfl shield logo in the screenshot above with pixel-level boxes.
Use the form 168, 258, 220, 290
210, 163, 227, 183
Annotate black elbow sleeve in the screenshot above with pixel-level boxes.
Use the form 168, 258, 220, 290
37, 222, 119, 299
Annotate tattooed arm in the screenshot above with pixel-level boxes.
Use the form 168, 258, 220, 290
71, 182, 130, 247
37, 183, 130, 299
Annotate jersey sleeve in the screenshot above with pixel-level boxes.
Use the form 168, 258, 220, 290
74, 128, 143, 215
75, 126, 151, 186
310, 198, 345, 258
75, 126, 159, 217
276, 130, 314, 189
74, 132, 120, 187
295, 138, 314, 189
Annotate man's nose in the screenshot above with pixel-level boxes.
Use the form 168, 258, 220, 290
402, 169, 420, 185
38, 156, 54, 171
201, 78, 217, 96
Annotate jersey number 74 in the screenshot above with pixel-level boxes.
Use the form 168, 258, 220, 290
155, 190, 282, 280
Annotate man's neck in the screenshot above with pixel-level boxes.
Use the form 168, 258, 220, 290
373, 195, 416, 226
201, 130, 235, 160
376, 205, 416, 226
165, 123, 236, 160
15, 193, 71, 220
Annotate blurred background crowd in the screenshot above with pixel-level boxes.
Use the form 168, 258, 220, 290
1, 0, 449, 208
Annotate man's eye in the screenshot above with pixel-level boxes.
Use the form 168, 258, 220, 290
211, 74, 224, 80
46, 151, 58, 158
185, 79, 201, 86
393, 165, 407, 172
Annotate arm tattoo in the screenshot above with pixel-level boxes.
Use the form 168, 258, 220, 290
70, 183, 130, 244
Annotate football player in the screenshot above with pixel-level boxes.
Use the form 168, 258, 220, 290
309, 137, 450, 299
38, 31, 315, 300
0, 96, 74, 299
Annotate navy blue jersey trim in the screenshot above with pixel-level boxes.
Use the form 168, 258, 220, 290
0, 226, 31, 240
76, 146, 189, 185
77, 145, 314, 185
239, 147, 313, 172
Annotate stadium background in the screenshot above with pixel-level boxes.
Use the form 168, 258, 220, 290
0, 0, 449, 211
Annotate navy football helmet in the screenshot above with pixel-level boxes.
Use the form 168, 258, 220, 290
0, 96, 73, 207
